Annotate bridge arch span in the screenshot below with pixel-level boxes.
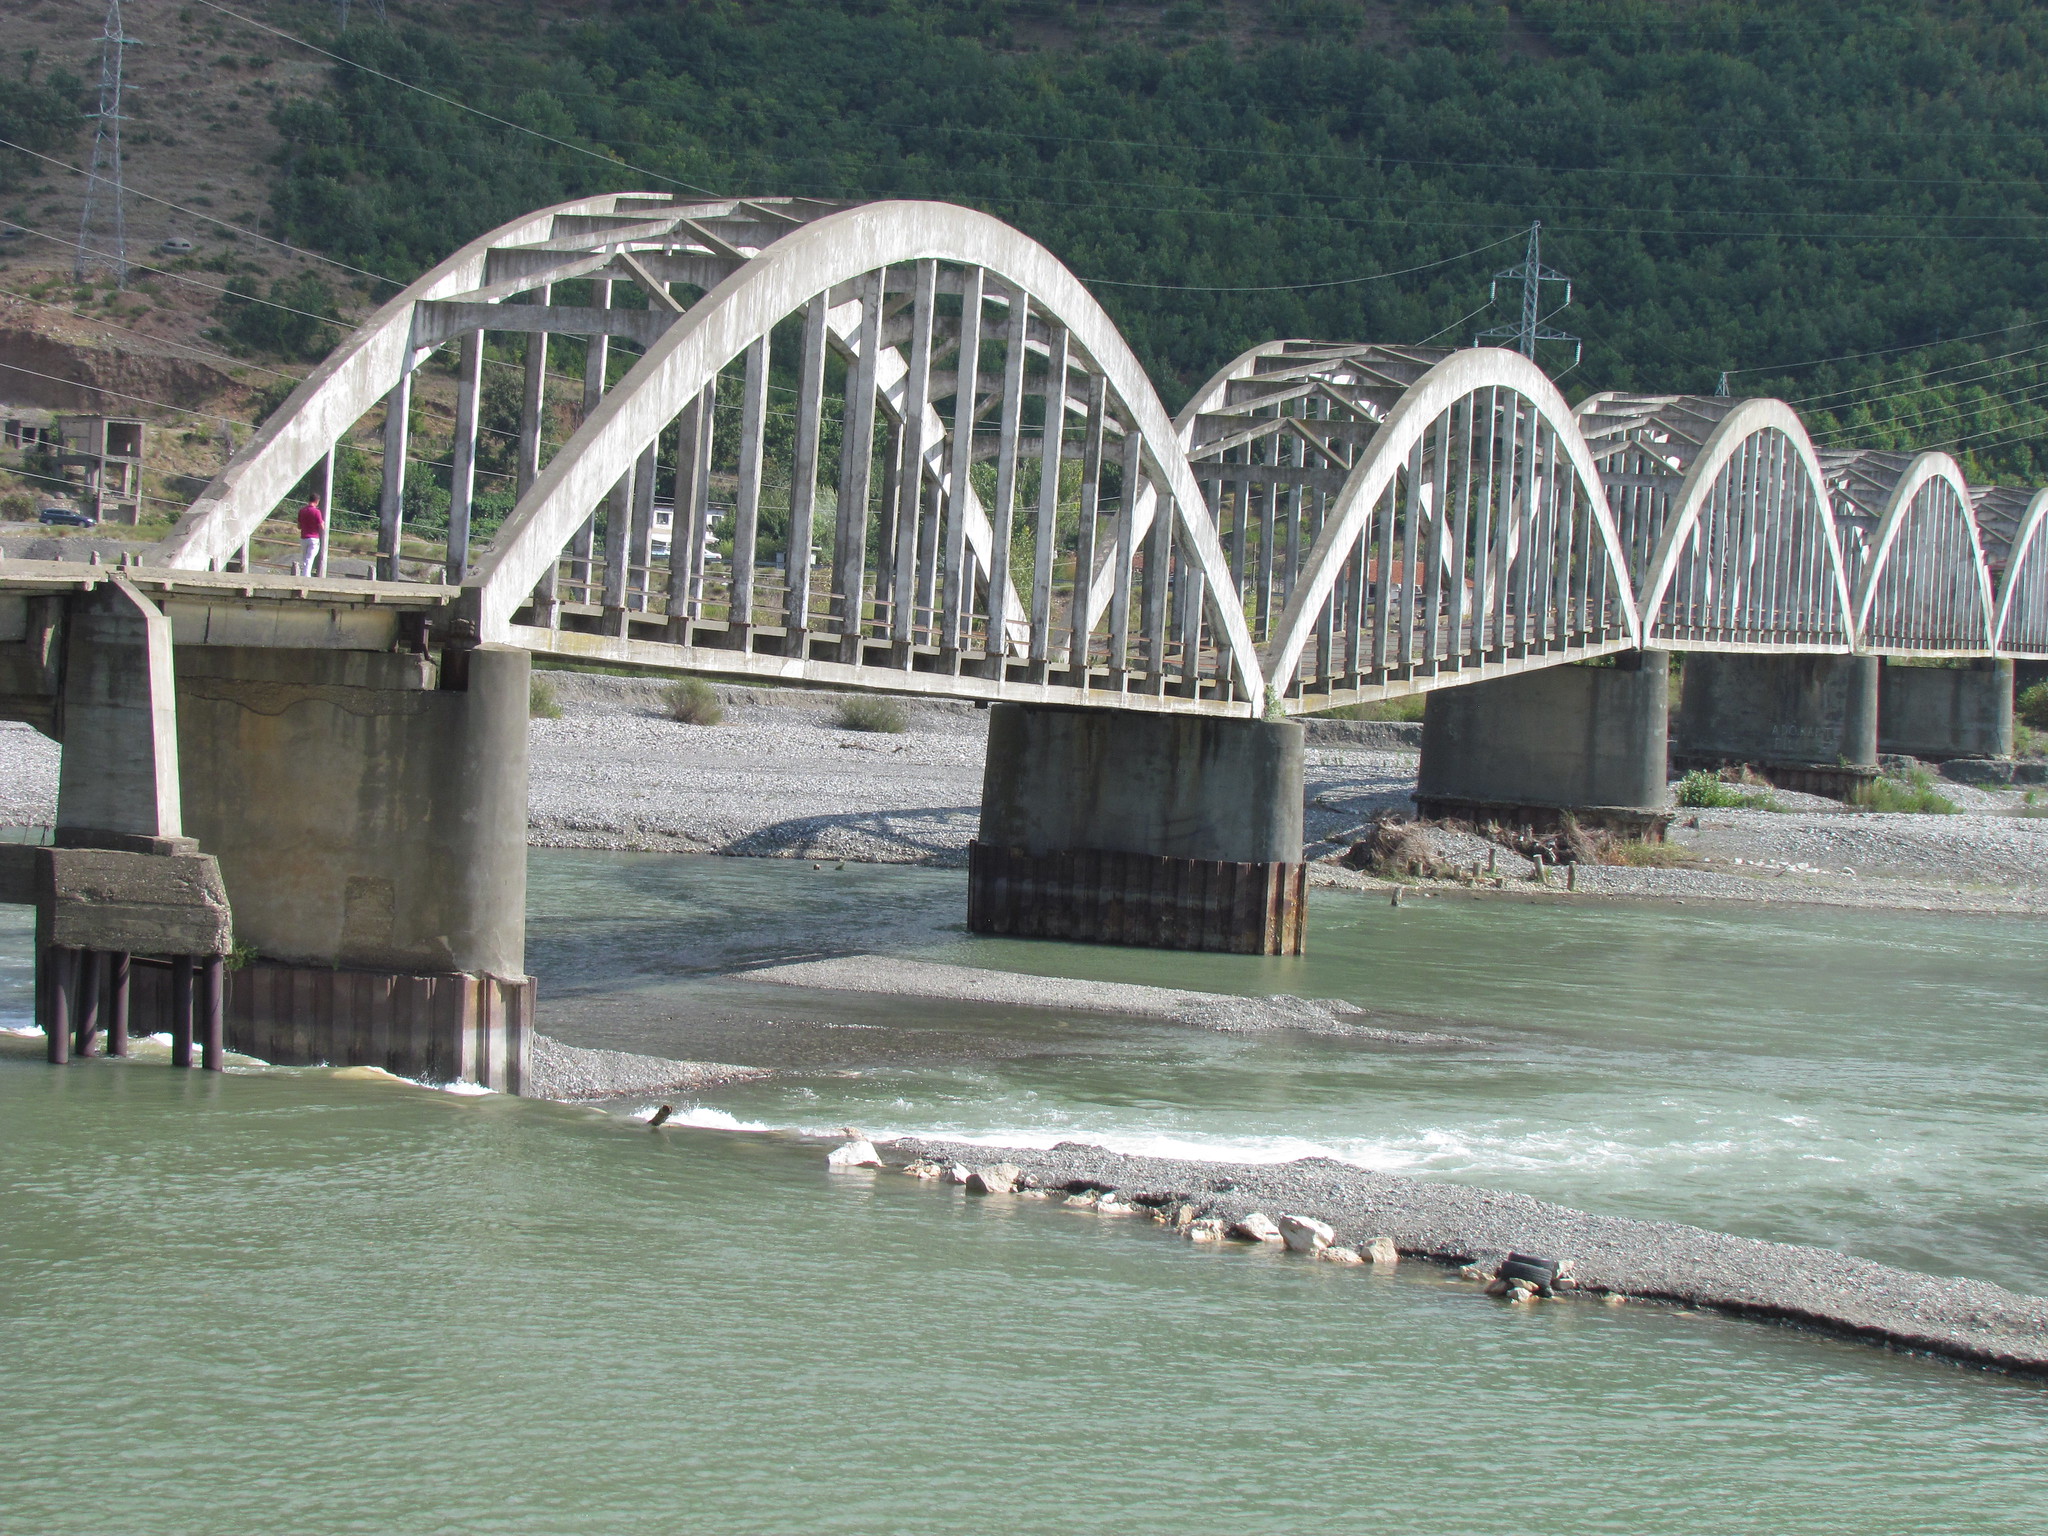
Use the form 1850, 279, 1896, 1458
1835, 451, 1998, 653
1259, 346, 1640, 708
156, 193, 633, 574
1990, 488, 2048, 658
468, 199, 1265, 708
1640, 400, 1854, 651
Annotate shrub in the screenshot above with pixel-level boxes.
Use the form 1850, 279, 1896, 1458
2018, 681, 2048, 733
661, 678, 724, 725
1850, 766, 1957, 815
1675, 769, 1780, 811
834, 695, 908, 733
528, 674, 561, 719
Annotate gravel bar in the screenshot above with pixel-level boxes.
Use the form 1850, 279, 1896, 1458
745, 954, 1475, 1040
870, 1135, 2048, 1377
525, 1034, 767, 1101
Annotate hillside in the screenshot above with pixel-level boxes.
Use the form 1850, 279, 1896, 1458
258, 0, 2048, 484
2, 0, 2047, 530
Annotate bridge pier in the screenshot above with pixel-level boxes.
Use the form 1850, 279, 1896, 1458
171, 645, 534, 1090
1674, 653, 1879, 798
1878, 659, 2014, 761
968, 704, 1306, 954
1414, 654, 1672, 838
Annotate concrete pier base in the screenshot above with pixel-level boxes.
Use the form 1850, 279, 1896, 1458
166, 645, 534, 1085
1415, 654, 1672, 837
1675, 652, 1880, 799
970, 704, 1305, 954
1879, 659, 2014, 761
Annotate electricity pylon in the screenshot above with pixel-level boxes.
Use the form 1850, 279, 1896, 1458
1475, 222, 1580, 366
75, 0, 134, 286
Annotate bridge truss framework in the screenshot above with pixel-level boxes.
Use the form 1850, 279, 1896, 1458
148, 195, 2048, 715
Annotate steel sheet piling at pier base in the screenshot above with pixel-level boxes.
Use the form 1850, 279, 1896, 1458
44, 945, 75, 1065
107, 953, 130, 1058
201, 957, 224, 1073
170, 955, 193, 1068
74, 949, 101, 1058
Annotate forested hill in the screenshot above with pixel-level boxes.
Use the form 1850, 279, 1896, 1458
266, 0, 2048, 479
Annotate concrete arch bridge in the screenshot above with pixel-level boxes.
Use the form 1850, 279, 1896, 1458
3, 196, 2042, 1085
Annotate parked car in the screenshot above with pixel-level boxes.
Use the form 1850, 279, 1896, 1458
39, 507, 96, 527
159, 237, 194, 255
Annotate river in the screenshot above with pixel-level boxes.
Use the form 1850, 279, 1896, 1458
2, 852, 2045, 1533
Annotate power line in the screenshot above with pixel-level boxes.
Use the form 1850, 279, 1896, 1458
1728, 318, 2048, 380
0, 136, 405, 290
187, 0, 725, 198
1080, 230, 1521, 291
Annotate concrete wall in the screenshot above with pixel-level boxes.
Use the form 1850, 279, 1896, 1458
1417, 655, 1669, 812
56, 580, 183, 845
174, 645, 529, 977
1676, 652, 1879, 768
979, 704, 1302, 865
1879, 659, 2014, 760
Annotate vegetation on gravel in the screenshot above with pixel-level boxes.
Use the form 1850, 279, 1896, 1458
2018, 682, 2048, 734
834, 696, 909, 733
662, 678, 726, 726
1850, 765, 1959, 814
1675, 769, 1782, 811
528, 674, 562, 719
1313, 696, 1427, 723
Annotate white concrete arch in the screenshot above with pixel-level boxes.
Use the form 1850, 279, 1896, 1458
1635, 398, 1855, 650
1993, 487, 2048, 658
466, 200, 1265, 703
156, 193, 629, 572
1261, 347, 1639, 695
1852, 452, 1998, 653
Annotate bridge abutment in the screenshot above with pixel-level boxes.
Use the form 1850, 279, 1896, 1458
1674, 653, 1879, 798
1878, 659, 2014, 761
968, 703, 1306, 954
171, 644, 533, 1090
1414, 653, 1672, 837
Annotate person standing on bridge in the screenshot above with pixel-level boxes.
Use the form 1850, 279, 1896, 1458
296, 495, 326, 577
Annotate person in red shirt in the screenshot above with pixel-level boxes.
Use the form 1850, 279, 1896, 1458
296, 497, 325, 576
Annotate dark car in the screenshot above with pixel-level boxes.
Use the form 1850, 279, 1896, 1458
39, 507, 96, 527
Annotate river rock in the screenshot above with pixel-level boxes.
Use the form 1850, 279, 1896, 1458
1064, 1191, 1099, 1208
966, 1162, 1021, 1195
901, 1158, 943, 1179
1458, 1261, 1495, 1282
1096, 1192, 1138, 1215
1279, 1213, 1336, 1253
945, 1163, 973, 1184
826, 1138, 883, 1169
1229, 1212, 1284, 1243
1186, 1218, 1227, 1243
1364, 1235, 1400, 1266
1319, 1245, 1365, 1265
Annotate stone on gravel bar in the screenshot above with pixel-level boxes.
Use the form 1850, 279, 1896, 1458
825, 1139, 883, 1169
1231, 1212, 1284, 1243
1365, 1235, 1400, 1266
945, 1163, 973, 1185
1186, 1218, 1227, 1243
1320, 1246, 1365, 1265
902, 1158, 943, 1179
1280, 1214, 1336, 1253
1064, 1191, 1098, 1208
966, 1162, 1021, 1195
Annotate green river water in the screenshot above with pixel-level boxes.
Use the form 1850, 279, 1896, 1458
2, 853, 2046, 1533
